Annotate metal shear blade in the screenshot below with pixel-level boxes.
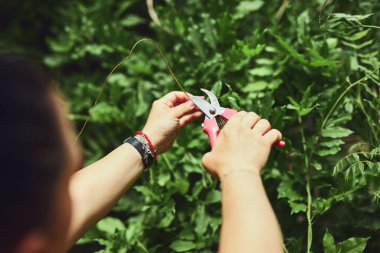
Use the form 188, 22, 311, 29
190, 89, 225, 119
190, 96, 214, 119
200, 88, 220, 108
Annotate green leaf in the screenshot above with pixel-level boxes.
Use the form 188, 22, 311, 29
344, 29, 371, 41
274, 35, 307, 64
300, 85, 312, 107
321, 127, 353, 138
171, 178, 190, 194
242, 43, 264, 58
135, 185, 162, 201
234, 1, 264, 19
202, 13, 217, 49
299, 106, 316, 116
336, 237, 369, 253
289, 202, 308, 214
211, 81, 223, 97
323, 230, 336, 253
227, 96, 240, 110
158, 212, 175, 228
256, 58, 275, 65
242, 81, 268, 92
278, 179, 306, 214
332, 13, 373, 22
47, 38, 73, 53
96, 217, 126, 235
120, 15, 145, 27
342, 40, 373, 50
205, 190, 221, 204
170, 240, 197, 252
319, 139, 345, 148
195, 205, 209, 236
317, 147, 341, 157
249, 67, 273, 76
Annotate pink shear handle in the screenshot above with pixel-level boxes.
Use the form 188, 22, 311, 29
203, 118, 220, 148
203, 109, 238, 149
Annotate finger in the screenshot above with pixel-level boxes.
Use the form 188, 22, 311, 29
241, 112, 260, 129
253, 119, 271, 135
179, 111, 203, 128
202, 152, 219, 178
223, 111, 247, 130
159, 91, 193, 107
263, 129, 282, 144
172, 100, 196, 118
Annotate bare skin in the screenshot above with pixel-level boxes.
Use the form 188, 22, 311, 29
202, 112, 284, 253
16, 91, 284, 253
65, 92, 202, 250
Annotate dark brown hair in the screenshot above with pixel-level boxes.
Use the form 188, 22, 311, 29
0, 54, 68, 252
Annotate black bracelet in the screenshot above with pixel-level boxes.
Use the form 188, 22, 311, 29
123, 136, 154, 168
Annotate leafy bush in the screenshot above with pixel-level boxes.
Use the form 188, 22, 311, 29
2, 0, 380, 252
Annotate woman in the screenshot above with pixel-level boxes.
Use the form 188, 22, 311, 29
0, 54, 284, 253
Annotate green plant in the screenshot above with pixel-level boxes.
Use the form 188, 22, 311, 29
2, 0, 380, 252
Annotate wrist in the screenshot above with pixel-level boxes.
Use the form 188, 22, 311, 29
219, 167, 263, 190
135, 131, 157, 161
141, 127, 159, 152
217, 164, 262, 180
122, 142, 144, 164
123, 132, 157, 168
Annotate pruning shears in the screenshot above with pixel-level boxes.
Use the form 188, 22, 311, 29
190, 88, 286, 149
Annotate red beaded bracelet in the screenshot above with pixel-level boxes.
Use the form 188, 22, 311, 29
135, 131, 157, 161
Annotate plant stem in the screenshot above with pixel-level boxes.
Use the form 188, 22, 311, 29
283, 243, 290, 253
306, 176, 313, 253
298, 115, 313, 253
321, 82, 356, 130
321, 72, 375, 130
276, 0, 291, 21
308, 71, 378, 165
162, 153, 174, 171
356, 86, 380, 146
136, 238, 150, 253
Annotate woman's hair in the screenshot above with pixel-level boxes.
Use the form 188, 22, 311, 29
0, 54, 68, 252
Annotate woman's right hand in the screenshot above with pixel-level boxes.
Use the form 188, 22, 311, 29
202, 111, 282, 179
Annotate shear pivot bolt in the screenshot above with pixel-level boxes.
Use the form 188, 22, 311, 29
209, 108, 216, 114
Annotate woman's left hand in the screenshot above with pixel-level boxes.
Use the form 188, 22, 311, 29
142, 91, 203, 154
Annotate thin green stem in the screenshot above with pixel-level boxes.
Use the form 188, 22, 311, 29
136, 238, 150, 253
283, 243, 290, 253
162, 153, 174, 171
309, 71, 377, 163
356, 86, 380, 146
357, 21, 380, 29
298, 116, 310, 171
321, 83, 355, 130
298, 115, 313, 253
306, 177, 313, 252
321, 71, 376, 131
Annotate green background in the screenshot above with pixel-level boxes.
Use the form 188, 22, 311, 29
1, 0, 380, 252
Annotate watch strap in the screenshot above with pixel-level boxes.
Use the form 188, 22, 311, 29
123, 136, 154, 168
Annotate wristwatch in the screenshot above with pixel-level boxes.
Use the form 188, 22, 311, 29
123, 136, 154, 168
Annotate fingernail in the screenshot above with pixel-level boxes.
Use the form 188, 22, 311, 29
187, 100, 195, 106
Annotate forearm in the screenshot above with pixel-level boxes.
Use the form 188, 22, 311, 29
65, 143, 144, 247
219, 168, 283, 253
